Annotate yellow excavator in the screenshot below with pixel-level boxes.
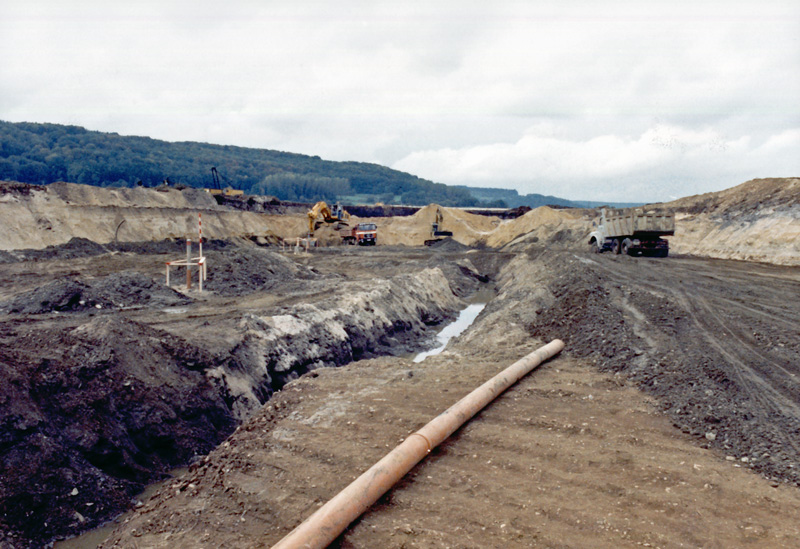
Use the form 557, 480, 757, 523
307, 201, 351, 236
424, 207, 453, 246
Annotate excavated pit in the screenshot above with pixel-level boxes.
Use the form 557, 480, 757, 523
0, 240, 503, 548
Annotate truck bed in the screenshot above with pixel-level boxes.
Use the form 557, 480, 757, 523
602, 209, 675, 238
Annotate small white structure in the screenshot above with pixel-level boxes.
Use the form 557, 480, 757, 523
294, 237, 316, 254
166, 213, 207, 291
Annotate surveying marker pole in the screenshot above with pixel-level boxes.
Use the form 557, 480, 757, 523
186, 238, 192, 289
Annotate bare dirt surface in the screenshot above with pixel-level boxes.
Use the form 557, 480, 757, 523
1, 178, 799, 548
0, 242, 490, 548
93, 248, 800, 549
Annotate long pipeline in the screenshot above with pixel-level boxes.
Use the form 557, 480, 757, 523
271, 339, 565, 549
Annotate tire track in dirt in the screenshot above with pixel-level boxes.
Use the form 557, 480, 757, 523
537, 252, 800, 486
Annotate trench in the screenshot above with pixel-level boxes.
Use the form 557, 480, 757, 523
28, 266, 499, 549
412, 289, 493, 363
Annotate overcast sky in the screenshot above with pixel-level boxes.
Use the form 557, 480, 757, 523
1, 1, 798, 202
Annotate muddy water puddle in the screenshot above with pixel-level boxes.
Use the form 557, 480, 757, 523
53, 468, 188, 549
413, 288, 492, 363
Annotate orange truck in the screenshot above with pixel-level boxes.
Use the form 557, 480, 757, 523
342, 223, 377, 246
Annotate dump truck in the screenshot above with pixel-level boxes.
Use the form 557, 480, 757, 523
342, 223, 377, 246
588, 208, 674, 257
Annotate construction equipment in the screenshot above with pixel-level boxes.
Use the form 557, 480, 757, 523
588, 208, 674, 257
341, 223, 377, 245
424, 207, 453, 246
307, 201, 351, 236
206, 167, 244, 196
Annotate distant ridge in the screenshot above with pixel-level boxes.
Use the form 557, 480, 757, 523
0, 120, 625, 208
453, 185, 642, 209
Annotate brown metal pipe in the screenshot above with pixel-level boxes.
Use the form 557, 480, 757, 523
271, 339, 565, 549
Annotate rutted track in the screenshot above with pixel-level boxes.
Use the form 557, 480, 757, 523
534, 252, 800, 485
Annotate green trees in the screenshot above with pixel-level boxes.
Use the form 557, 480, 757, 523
0, 121, 482, 206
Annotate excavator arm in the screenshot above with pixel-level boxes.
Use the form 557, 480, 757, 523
307, 202, 351, 236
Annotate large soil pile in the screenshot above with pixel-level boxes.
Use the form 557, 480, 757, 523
658, 178, 800, 265
0, 182, 303, 250
0, 271, 190, 314
0, 315, 238, 547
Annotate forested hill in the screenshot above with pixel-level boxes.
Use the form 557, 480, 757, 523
0, 120, 491, 206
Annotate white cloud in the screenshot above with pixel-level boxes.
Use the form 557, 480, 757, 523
1, 0, 799, 201
392, 123, 797, 202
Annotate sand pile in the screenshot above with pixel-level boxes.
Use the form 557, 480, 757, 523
659, 178, 800, 265
484, 206, 593, 249
351, 204, 501, 247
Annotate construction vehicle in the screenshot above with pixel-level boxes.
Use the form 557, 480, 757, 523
206, 167, 244, 196
424, 207, 453, 246
307, 201, 351, 236
342, 223, 377, 245
588, 208, 674, 257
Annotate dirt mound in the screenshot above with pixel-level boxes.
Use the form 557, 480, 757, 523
15, 237, 110, 261
484, 206, 593, 249
1, 279, 99, 313
658, 178, 800, 265
350, 204, 501, 247
89, 271, 193, 308
0, 315, 238, 546
425, 237, 472, 252
203, 248, 316, 296
1, 271, 190, 314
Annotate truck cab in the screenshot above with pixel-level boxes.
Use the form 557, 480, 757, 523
343, 223, 377, 245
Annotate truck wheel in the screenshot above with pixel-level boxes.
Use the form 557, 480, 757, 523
590, 240, 601, 253
622, 238, 633, 256
612, 239, 621, 254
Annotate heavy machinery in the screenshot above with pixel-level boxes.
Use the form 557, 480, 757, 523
424, 207, 453, 246
307, 201, 351, 236
342, 223, 377, 245
588, 208, 674, 257
206, 167, 244, 196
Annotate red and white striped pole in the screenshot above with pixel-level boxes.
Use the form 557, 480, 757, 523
186, 237, 192, 289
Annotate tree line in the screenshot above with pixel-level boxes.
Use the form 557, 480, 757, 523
0, 120, 495, 207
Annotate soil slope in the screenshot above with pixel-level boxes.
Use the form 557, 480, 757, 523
661, 178, 800, 265
2, 178, 798, 266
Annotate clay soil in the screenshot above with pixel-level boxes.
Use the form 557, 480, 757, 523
2, 236, 799, 548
